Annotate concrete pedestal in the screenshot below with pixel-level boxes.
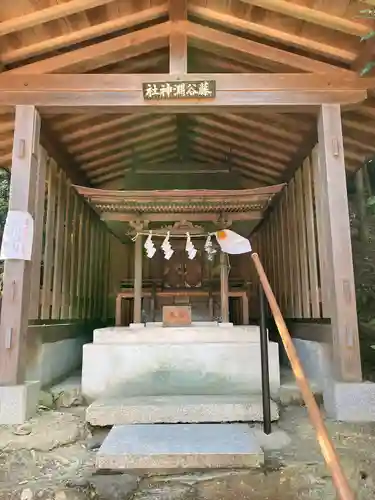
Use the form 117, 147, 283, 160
82, 324, 280, 403
0, 381, 40, 424
323, 380, 375, 422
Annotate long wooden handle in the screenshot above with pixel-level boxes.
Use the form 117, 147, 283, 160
251, 252, 355, 500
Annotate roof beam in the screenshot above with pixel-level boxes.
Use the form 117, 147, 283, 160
0, 0, 119, 37
69, 116, 173, 154
102, 211, 262, 222
93, 145, 178, 184
6, 23, 171, 74
240, 0, 369, 36
191, 145, 276, 184
82, 127, 176, 169
1, 5, 168, 65
0, 73, 367, 111
189, 5, 357, 64
186, 22, 352, 74
169, 0, 187, 73
192, 115, 296, 154
191, 136, 283, 177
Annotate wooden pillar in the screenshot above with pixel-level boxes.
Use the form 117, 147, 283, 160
315, 104, 362, 381
220, 252, 229, 323
133, 235, 143, 323
0, 106, 41, 385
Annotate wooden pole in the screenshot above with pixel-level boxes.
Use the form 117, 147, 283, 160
251, 252, 354, 500
220, 251, 229, 323
0, 105, 41, 385
133, 235, 143, 323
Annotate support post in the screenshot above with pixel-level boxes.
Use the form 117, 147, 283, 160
220, 252, 229, 323
0, 105, 41, 385
259, 284, 271, 435
133, 235, 143, 323
315, 104, 362, 381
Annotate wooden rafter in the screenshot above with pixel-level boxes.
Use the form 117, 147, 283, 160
1, 6, 168, 65
190, 145, 278, 184
82, 129, 177, 170
0, 0, 119, 37
189, 5, 357, 64
240, 0, 370, 36
6, 23, 172, 74
191, 115, 296, 154
186, 22, 353, 74
169, 0, 187, 73
94, 146, 178, 184
69, 116, 173, 154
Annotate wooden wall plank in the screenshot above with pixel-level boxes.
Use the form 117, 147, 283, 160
81, 207, 91, 319
316, 103, 362, 381
74, 201, 85, 318
102, 232, 110, 320
41, 159, 57, 319
295, 167, 311, 318
51, 170, 66, 319
29, 146, 47, 320
303, 156, 321, 318
290, 178, 302, 318
0, 105, 41, 385
285, 186, 296, 316
68, 196, 79, 319
61, 182, 72, 318
87, 216, 96, 318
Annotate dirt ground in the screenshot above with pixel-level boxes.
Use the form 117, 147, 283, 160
1, 404, 375, 500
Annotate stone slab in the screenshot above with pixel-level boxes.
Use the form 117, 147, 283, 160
96, 423, 263, 470
0, 381, 40, 424
82, 340, 280, 402
93, 325, 261, 344
323, 381, 375, 422
86, 394, 279, 426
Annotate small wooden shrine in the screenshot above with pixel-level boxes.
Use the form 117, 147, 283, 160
76, 180, 284, 325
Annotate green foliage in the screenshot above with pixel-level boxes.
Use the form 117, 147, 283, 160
358, 9, 375, 75
0, 169, 9, 233
0, 169, 9, 295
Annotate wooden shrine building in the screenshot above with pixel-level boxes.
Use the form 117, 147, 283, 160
0, 0, 375, 422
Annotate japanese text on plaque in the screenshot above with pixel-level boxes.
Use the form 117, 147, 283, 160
143, 81, 216, 100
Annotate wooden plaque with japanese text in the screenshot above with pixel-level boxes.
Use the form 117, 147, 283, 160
163, 305, 192, 327
143, 80, 216, 100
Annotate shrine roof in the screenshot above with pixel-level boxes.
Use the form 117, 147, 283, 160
0, 1, 373, 191
75, 183, 284, 216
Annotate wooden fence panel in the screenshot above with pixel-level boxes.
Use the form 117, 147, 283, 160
253, 154, 322, 320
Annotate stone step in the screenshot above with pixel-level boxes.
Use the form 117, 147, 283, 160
86, 394, 279, 426
93, 325, 261, 344
96, 423, 263, 471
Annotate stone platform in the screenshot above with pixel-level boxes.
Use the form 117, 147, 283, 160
86, 394, 279, 426
82, 323, 280, 404
96, 423, 263, 470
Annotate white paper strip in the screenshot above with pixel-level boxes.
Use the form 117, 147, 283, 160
0, 210, 34, 261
